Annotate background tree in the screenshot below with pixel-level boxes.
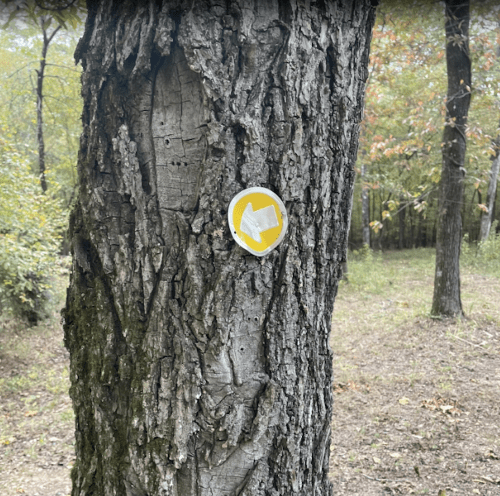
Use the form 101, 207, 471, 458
0, 2, 83, 321
1, 0, 84, 194
35, 14, 61, 192
63, 1, 376, 495
350, 2, 500, 251
431, 0, 471, 318
479, 135, 500, 241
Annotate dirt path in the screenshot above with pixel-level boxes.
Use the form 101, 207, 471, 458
0, 314, 74, 496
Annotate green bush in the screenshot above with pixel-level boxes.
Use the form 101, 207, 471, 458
0, 140, 66, 324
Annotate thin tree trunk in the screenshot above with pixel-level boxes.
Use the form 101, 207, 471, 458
432, 0, 471, 318
416, 209, 423, 248
36, 18, 61, 193
361, 163, 370, 246
63, 1, 376, 495
479, 148, 500, 242
398, 198, 405, 249
408, 202, 414, 248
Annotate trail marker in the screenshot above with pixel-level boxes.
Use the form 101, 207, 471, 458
228, 187, 288, 257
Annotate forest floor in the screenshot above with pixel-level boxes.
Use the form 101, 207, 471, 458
0, 263, 73, 496
330, 248, 500, 495
0, 248, 499, 495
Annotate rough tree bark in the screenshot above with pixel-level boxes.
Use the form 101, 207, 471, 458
431, 0, 470, 318
63, 1, 376, 495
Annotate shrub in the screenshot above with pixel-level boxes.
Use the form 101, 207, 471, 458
0, 141, 66, 324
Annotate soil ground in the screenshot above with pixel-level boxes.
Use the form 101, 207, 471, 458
0, 249, 499, 495
330, 249, 500, 495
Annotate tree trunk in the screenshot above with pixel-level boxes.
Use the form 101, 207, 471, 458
63, 1, 376, 495
431, 0, 470, 318
398, 198, 405, 249
361, 163, 370, 246
36, 19, 61, 193
416, 209, 423, 247
408, 202, 415, 248
479, 146, 500, 242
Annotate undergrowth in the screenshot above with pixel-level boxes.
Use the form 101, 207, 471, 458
461, 221, 500, 277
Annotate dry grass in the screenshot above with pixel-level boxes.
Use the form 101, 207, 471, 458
330, 248, 500, 495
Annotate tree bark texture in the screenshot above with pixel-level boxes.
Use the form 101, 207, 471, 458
431, 0, 470, 317
63, 1, 375, 495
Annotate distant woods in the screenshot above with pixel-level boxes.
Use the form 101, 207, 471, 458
350, 2, 500, 250
0, 1, 83, 323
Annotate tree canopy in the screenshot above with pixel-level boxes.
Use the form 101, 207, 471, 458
350, 2, 500, 249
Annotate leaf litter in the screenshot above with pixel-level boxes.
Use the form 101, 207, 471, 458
330, 252, 500, 495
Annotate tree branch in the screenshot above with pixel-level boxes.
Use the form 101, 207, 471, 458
34, 0, 78, 13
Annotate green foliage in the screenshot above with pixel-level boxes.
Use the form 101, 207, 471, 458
350, 243, 373, 264
1, 0, 85, 31
351, 4, 500, 249
0, 4, 83, 204
462, 221, 500, 276
0, 4, 82, 323
0, 135, 66, 324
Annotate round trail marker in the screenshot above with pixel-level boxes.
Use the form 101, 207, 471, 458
228, 187, 288, 257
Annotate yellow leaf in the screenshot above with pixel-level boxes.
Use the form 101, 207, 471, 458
399, 397, 410, 405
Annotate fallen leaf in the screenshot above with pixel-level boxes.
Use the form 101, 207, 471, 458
24, 411, 38, 417
399, 397, 410, 405
421, 397, 462, 416
373, 456, 381, 464
485, 450, 499, 460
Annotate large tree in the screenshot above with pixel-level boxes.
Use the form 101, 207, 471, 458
431, 0, 471, 317
63, 1, 376, 495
